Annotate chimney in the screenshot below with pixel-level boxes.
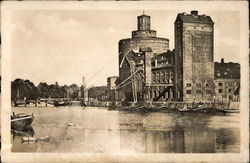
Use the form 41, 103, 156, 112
191, 10, 198, 16
221, 58, 224, 63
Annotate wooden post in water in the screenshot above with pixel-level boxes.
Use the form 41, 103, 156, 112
45, 100, 48, 107
35, 100, 37, 107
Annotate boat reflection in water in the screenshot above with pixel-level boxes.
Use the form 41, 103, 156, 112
11, 107, 240, 153
12, 126, 35, 140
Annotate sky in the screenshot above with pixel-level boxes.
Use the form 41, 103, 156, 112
11, 9, 240, 87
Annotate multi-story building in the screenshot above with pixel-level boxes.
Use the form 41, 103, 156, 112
149, 50, 175, 101
214, 59, 240, 102
114, 11, 240, 103
117, 13, 169, 101
174, 10, 215, 102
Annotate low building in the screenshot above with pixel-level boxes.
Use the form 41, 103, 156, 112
214, 58, 240, 102
107, 76, 119, 101
107, 76, 118, 90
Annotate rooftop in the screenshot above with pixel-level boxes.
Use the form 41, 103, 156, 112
176, 10, 214, 24
214, 59, 240, 79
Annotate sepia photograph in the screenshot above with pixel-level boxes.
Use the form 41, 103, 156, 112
1, 1, 249, 162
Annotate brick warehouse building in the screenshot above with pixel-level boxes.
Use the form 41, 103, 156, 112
113, 11, 240, 103
174, 10, 215, 102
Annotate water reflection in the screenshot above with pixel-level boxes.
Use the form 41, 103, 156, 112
119, 127, 239, 153
12, 126, 35, 138
11, 107, 240, 153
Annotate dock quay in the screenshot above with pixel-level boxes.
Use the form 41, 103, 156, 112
108, 101, 239, 114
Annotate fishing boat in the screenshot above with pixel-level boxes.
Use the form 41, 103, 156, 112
53, 100, 70, 107
13, 89, 27, 107
11, 113, 34, 130
223, 109, 240, 113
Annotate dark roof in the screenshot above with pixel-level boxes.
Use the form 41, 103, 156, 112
214, 62, 240, 79
177, 13, 214, 24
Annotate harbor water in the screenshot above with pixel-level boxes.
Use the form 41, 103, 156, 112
11, 106, 240, 153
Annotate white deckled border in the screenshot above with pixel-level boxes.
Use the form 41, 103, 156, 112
1, 1, 249, 162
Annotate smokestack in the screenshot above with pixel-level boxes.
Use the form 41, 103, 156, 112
221, 58, 224, 63
191, 10, 198, 16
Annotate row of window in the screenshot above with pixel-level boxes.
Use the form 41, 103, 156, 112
186, 88, 234, 95
218, 89, 233, 93
186, 83, 210, 87
186, 82, 238, 87
217, 82, 236, 86
186, 90, 212, 94
149, 90, 174, 99
152, 71, 174, 84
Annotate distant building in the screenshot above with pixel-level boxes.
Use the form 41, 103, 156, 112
107, 76, 118, 101
107, 76, 119, 90
174, 10, 215, 102
214, 58, 240, 102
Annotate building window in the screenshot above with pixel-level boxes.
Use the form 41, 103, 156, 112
158, 72, 161, 83
152, 73, 156, 83
196, 83, 201, 87
161, 71, 165, 83
206, 83, 209, 87
157, 73, 160, 83
228, 89, 232, 93
186, 90, 191, 94
218, 82, 223, 86
219, 89, 223, 93
196, 90, 202, 94
186, 83, 191, 87
228, 82, 233, 86
206, 90, 212, 94
165, 72, 169, 83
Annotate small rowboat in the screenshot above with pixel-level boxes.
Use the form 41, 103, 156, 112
11, 113, 34, 130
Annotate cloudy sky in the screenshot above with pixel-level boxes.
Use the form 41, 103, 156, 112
11, 9, 240, 87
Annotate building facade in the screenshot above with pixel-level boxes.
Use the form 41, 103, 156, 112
149, 50, 175, 101
214, 59, 240, 102
174, 10, 215, 102
114, 11, 240, 103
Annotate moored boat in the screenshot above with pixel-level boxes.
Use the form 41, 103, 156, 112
11, 113, 34, 130
53, 100, 71, 107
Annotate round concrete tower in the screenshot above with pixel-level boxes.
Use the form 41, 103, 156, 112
118, 13, 169, 75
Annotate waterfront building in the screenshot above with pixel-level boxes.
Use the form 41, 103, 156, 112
149, 49, 175, 101
174, 10, 215, 102
214, 58, 240, 102
117, 13, 170, 101
113, 11, 240, 103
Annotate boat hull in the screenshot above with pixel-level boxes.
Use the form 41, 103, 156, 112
11, 115, 34, 131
